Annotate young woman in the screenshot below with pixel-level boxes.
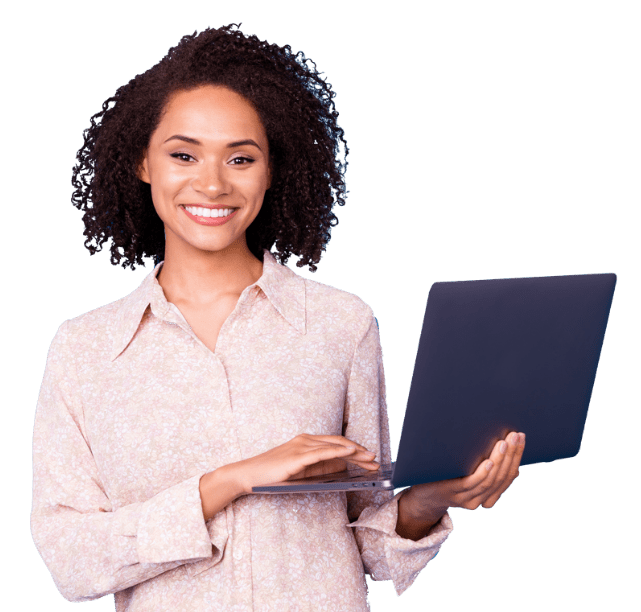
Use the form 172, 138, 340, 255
31, 25, 525, 611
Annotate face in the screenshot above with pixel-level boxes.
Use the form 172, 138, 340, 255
138, 85, 271, 260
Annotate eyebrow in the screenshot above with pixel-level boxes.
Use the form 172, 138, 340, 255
163, 135, 263, 151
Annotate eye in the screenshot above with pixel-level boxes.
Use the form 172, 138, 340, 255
230, 156, 254, 165
170, 152, 194, 162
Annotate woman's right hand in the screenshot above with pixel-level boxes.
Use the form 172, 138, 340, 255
229, 434, 380, 495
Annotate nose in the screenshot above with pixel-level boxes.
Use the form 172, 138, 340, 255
191, 161, 231, 198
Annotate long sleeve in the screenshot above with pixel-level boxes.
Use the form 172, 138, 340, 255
344, 313, 454, 595
30, 321, 228, 602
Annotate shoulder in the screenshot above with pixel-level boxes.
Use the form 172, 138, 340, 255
52, 292, 135, 361
303, 276, 376, 338
304, 275, 373, 316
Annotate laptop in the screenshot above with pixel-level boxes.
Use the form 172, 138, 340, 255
252, 272, 616, 493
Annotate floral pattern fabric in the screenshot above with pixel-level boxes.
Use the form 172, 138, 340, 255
31, 250, 453, 611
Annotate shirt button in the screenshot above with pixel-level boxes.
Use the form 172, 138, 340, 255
233, 548, 243, 561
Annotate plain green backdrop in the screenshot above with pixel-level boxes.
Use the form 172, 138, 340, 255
4, 1, 639, 610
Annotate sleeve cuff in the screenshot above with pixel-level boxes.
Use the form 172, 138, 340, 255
184, 504, 230, 579
114, 472, 228, 570
348, 490, 453, 595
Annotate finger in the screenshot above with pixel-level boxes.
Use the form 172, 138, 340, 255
300, 439, 380, 470
315, 438, 378, 464
305, 442, 380, 465
301, 443, 377, 462
479, 432, 519, 508
301, 434, 375, 455
452, 433, 512, 508
345, 448, 381, 470
482, 432, 525, 508
294, 447, 380, 479
481, 432, 520, 495
298, 443, 358, 466
452, 434, 518, 508
345, 457, 381, 470
455, 437, 509, 494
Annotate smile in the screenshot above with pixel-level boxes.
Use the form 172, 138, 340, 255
181, 206, 239, 226
184, 206, 236, 218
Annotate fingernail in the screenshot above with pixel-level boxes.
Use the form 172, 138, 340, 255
500, 441, 507, 454
520, 433, 525, 444
511, 433, 519, 444
486, 461, 494, 471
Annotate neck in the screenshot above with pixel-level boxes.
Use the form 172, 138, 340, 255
157, 235, 264, 306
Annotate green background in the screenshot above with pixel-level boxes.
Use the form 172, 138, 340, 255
1, 1, 640, 612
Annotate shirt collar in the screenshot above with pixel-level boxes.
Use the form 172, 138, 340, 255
256, 250, 306, 336
110, 249, 306, 361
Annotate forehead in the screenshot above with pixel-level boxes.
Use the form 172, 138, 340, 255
154, 85, 267, 142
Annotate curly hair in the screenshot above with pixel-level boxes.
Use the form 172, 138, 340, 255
71, 24, 348, 272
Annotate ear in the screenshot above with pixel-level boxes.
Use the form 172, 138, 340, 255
137, 153, 151, 184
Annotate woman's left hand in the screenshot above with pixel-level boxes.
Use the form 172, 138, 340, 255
396, 431, 526, 540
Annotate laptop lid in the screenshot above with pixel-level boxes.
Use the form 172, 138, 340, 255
392, 272, 616, 488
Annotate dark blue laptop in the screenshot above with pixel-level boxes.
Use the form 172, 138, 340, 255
253, 272, 616, 493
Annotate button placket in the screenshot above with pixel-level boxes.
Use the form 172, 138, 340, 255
230, 499, 250, 564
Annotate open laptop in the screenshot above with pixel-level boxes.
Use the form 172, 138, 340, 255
252, 272, 616, 493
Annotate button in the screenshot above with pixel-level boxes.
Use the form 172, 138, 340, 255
233, 548, 244, 561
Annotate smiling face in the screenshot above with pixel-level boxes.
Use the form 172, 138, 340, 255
138, 85, 271, 262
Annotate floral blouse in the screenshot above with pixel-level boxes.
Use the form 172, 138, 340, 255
30, 249, 453, 611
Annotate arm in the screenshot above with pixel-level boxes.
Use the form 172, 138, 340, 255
31, 322, 225, 602
395, 490, 449, 541
199, 464, 245, 521
343, 313, 453, 594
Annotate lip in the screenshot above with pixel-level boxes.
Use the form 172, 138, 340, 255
181, 206, 239, 226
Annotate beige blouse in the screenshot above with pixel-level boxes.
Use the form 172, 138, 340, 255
31, 249, 453, 611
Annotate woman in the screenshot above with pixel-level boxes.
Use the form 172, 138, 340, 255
31, 25, 525, 611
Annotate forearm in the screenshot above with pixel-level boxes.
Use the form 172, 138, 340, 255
395, 488, 448, 541
199, 464, 245, 522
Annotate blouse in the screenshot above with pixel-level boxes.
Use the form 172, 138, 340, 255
30, 249, 453, 611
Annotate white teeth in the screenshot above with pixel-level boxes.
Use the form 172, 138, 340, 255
186, 206, 234, 218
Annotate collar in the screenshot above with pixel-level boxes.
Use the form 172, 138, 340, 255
110, 249, 306, 361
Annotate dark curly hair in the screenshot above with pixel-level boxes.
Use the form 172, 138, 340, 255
71, 24, 348, 272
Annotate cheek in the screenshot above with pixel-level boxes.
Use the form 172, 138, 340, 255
149, 189, 166, 223
242, 170, 271, 201
148, 167, 184, 213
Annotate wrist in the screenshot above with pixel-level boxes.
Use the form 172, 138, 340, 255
400, 487, 448, 522
199, 464, 246, 522
215, 463, 247, 499
395, 488, 448, 541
